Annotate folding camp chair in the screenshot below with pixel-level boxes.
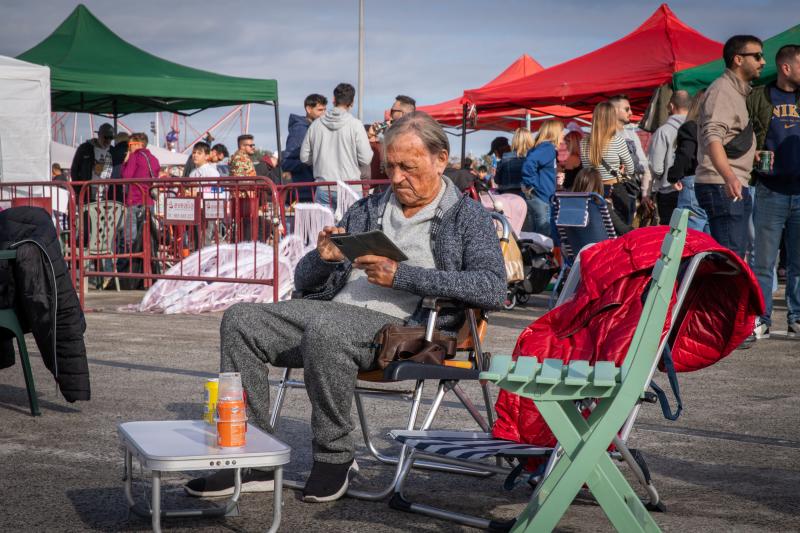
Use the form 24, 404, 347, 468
548, 192, 616, 308
0, 249, 41, 416
269, 212, 513, 500
387, 210, 744, 530
83, 201, 126, 291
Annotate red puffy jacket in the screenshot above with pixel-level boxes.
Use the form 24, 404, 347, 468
492, 226, 763, 449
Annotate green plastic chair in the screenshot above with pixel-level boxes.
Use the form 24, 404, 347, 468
0, 249, 41, 417
480, 209, 690, 532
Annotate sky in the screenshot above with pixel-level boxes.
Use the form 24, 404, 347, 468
0, 0, 795, 159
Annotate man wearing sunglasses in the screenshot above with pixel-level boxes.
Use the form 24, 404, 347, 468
230, 134, 257, 177
695, 35, 765, 259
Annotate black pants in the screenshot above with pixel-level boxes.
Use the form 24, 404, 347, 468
656, 191, 679, 225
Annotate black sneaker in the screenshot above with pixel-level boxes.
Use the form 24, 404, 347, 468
302, 459, 359, 503
184, 468, 274, 498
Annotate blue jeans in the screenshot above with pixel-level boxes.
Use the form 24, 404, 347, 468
523, 194, 551, 236
695, 183, 752, 258
676, 175, 710, 233
315, 185, 337, 209
752, 183, 800, 326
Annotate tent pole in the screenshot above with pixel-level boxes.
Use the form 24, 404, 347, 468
273, 101, 283, 171
357, 0, 365, 121
525, 111, 531, 130
460, 103, 467, 167
112, 100, 118, 135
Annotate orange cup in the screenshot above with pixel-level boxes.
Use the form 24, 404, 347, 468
217, 420, 247, 447
216, 399, 247, 421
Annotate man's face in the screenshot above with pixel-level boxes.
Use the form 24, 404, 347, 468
98, 133, 113, 148
306, 103, 326, 121
389, 100, 413, 121
385, 132, 447, 209
209, 150, 221, 162
240, 139, 256, 155
779, 54, 800, 86
192, 149, 208, 166
613, 99, 633, 125
736, 43, 766, 81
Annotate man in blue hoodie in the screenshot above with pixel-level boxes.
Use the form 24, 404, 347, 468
282, 94, 327, 202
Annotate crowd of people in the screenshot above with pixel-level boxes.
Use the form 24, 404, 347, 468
428, 36, 798, 342
45, 31, 800, 509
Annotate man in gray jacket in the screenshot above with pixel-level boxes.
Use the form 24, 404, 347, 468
186, 112, 506, 503
300, 83, 373, 206
648, 90, 690, 223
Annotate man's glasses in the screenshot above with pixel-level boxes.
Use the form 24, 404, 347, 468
244, 144, 255, 147
390, 109, 404, 115
738, 52, 764, 61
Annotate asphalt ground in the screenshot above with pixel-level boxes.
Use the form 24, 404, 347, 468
0, 289, 798, 532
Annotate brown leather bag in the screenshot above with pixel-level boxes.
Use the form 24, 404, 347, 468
372, 324, 457, 370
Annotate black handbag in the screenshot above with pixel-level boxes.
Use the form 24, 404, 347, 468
723, 121, 754, 159
601, 158, 641, 199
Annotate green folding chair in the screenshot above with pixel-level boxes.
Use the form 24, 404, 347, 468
481, 209, 690, 532
0, 249, 41, 417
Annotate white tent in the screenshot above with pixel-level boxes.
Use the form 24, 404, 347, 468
0, 55, 51, 182
146, 144, 188, 166
50, 141, 187, 169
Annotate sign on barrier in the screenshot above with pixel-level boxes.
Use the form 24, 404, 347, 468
203, 199, 227, 220
165, 196, 200, 224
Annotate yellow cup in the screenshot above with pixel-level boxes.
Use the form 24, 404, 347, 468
203, 378, 219, 425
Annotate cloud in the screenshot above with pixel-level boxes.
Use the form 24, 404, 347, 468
0, 0, 792, 154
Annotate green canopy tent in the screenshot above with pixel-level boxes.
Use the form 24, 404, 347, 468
17, 4, 282, 155
673, 24, 800, 94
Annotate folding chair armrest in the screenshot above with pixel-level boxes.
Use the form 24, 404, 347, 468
382, 360, 480, 382
421, 296, 465, 312
0, 250, 17, 260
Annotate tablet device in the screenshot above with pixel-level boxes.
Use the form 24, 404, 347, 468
329, 230, 409, 262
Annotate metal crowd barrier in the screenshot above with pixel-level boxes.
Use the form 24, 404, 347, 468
2, 178, 400, 311
71, 176, 281, 308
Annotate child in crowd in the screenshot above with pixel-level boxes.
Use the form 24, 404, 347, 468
571, 167, 631, 235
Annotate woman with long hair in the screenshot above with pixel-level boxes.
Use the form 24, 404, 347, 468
580, 102, 636, 223
521, 119, 565, 235
559, 128, 584, 189
495, 127, 534, 193
667, 90, 710, 233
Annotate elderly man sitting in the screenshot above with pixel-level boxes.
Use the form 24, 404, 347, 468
185, 112, 506, 503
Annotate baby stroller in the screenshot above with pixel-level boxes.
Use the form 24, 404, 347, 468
477, 184, 559, 310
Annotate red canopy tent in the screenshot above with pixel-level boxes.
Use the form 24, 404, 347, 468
418, 54, 588, 132
464, 4, 722, 114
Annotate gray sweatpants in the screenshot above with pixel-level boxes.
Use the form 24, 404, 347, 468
220, 300, 402, 464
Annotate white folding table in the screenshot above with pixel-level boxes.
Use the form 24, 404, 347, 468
118, 420, 291, 532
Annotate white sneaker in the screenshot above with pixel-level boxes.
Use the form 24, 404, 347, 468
788, 321, 800, 337
753, 321, 770, 340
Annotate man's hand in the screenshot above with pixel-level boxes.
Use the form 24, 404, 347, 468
708, 141, 743, 200
353, 254, 398, 287
755, 150, 774, 171
317, 226, 345, 262
673, 181, 684, 192
724, 177, 743, 201
641, 196, 655, 212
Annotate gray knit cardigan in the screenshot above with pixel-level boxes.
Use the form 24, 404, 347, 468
294, 178, 507, 334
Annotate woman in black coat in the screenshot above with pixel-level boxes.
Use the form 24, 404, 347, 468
667, 91, 710, 233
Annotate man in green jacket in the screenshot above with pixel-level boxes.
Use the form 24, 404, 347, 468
746, 44, 800, 340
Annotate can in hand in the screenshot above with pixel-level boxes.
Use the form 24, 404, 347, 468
203, 378, 219, 425
758, 150, 772, 173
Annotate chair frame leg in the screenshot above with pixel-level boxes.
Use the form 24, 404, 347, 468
16, 333, 40, 417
